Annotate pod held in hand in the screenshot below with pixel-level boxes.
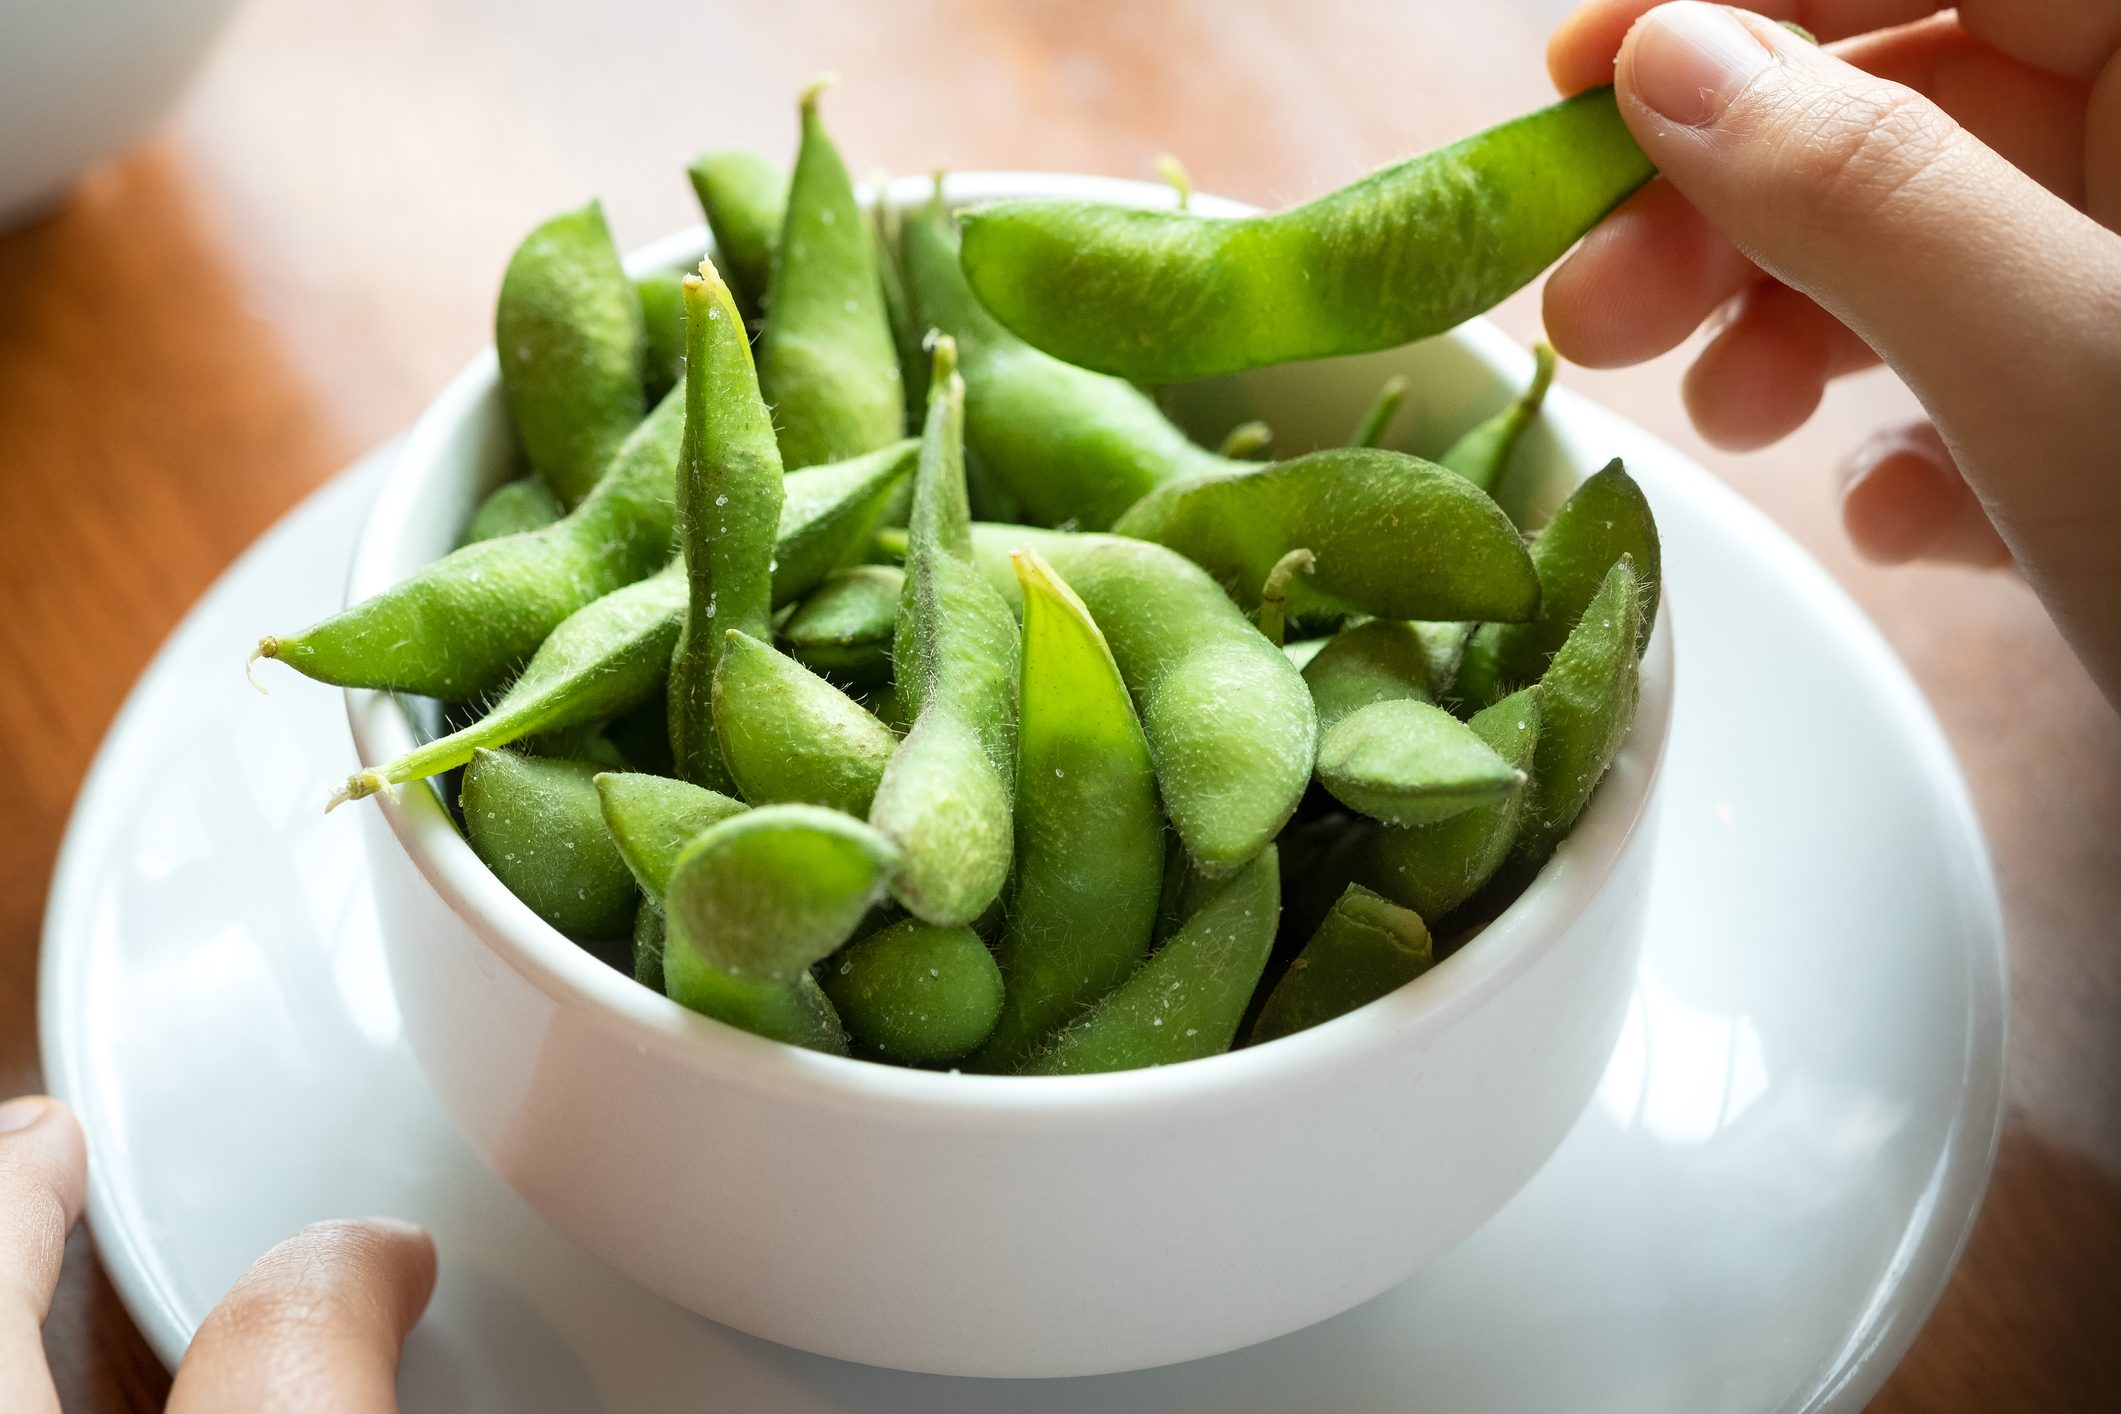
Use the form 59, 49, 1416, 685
959, 89, 1653, 382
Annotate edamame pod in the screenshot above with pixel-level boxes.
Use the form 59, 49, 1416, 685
332, 449, 919, 804
871, 185, 930, 422
961, 524, 1316, 875
1249, 883, 1433, 1044
260, 386, 685, 699
1441, 341, 1555, 494
665, 804, 898, 983
758, 79, 903, 468
668, 261, 785, 789
1302, 619, 1436, 724
780, 564, 901, 683
868, 339, 1020, 925
1315, 700, 1522, 827
1355, 685, 1542, 920
964, 549, 1164, 1073
820, 918, 1004, 1063
632, 900, 667, 992
594, 770, 747, 901
959, 89, 1653, 382
333, 562, 687, 806
688, 150, 787, 324
635, 270, 688, 400
771, 438, 918, 596
459, 478, 562, 546
899, 190, 1228, 529
713, 629, 897, 814
1511, 556, 1643, 868
462, 749, 637, 940
1110, 448, 1541, 623
1456, 458, 1659, 706
1018, 845, 1279, 1075
497, 200, 647, 505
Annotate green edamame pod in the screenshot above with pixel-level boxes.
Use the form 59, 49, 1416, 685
758, 80, 903, 468
1349, 375, 1408, 450
632, 900, 667, 992
899, 190, 1228, 530
961, 524, 1316, 875
1018, 845, 1279, 1075
635, 270, 688, 400
1249, 883, 1433, 1044
1456, 458, 1659, 706
1440, 341, 1555, 495
959, 89, 1653, 382
1110, 448, 1541, 624
331, 450, 918, 804
820, 918, 1004, 1063
689, 150, 787, 324
1355, 685, 1542, 921
497, 200, 647, 505
964, 549, 1163, 1073
459, 478, 563, 547
1302, 619, 1436, 725
772, 441, 916, 599
1511, 557, 1644, 869
780, 564, 901, 683
461, 749, 637, 940
668, 261, 785, 789
868, 339, 1019, 925
260, 386, 685, 700
594, 770, 747, 902
666, 804, 898, 983
1315, 699, 1523, 827
333, 562, 688, 806
713, 630, 897, 814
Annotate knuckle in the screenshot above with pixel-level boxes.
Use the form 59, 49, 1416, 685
1763, 81, 1960, 226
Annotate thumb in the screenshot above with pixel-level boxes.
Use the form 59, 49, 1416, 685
1616, 2, 2121, 694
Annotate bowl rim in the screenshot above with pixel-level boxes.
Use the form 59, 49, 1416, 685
344, 170, 1675, 1122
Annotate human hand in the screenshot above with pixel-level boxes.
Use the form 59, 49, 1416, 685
2, 1094, 435, 1414
1544, 1, 2121, 706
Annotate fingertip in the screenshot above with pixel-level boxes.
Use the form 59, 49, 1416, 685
1681, 283, 1831, 451
1840, 423, 2011, 568
1543, 181, 1756, 368
0, 1094, 88, 1226
1547, 0, 1645, 95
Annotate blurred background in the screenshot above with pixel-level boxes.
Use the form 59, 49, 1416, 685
0, 1, 2114, 1409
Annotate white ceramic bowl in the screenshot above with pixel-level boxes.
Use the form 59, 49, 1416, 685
348, 173, 1674, 1379
0, 0, 244, 228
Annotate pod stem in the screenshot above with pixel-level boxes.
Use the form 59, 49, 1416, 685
1216, 420, 1273, 460
325, 770, 386, 814
1350, 374, 1409, 449
1154, 154, 1193, 211
799, 72, 840, 115
1257, 548, 1316, 647
244, 638, 278, 694
1521, 340, 1557, 416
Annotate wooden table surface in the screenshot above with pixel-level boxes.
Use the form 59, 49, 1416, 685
3, 1, 2116, 1408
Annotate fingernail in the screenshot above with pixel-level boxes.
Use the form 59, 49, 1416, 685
362, 1216, 430, 1240
0, 1096, 52, 1134
1625, 3, 1774, 126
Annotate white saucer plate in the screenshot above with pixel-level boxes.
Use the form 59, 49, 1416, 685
41, 393, 2005, 1412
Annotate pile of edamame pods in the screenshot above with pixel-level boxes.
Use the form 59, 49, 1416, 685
256, 77, 1662, 1073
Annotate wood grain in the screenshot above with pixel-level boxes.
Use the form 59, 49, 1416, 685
2, 1, 2115, 1408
